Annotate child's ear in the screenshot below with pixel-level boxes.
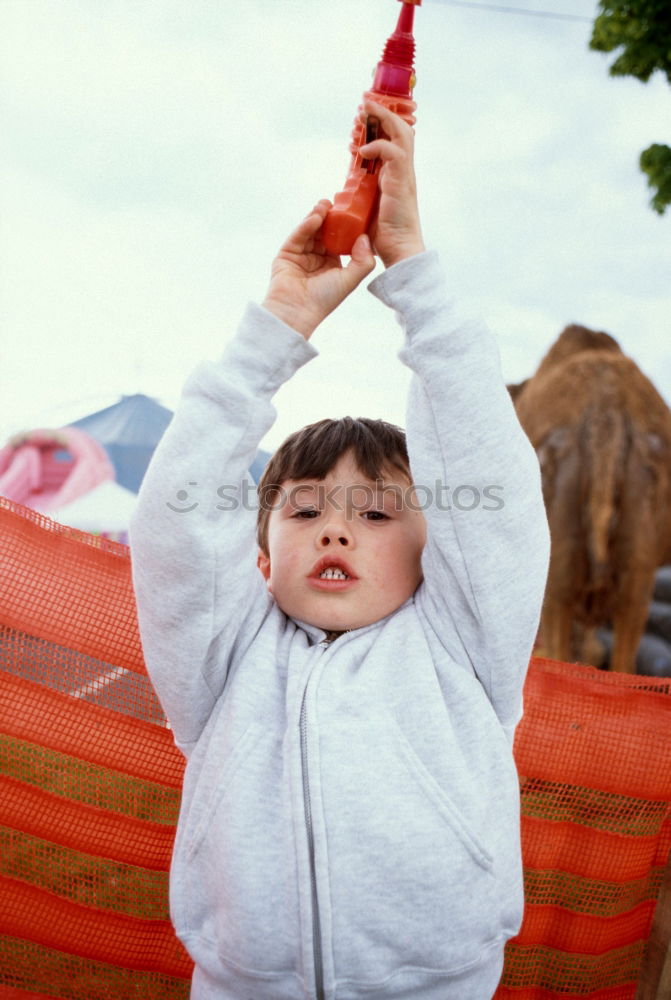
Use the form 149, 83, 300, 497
257, 550, 271, 583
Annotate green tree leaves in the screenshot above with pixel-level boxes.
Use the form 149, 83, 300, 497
640, 143, 671, 214
590, 0, 671, 213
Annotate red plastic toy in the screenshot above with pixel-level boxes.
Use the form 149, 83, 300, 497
321, 0, 422, 256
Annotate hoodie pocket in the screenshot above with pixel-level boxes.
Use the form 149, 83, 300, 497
183, 721, 263, 862
320, 717, 500, 985
176, 723, 301, 977
390, 718, 493, 872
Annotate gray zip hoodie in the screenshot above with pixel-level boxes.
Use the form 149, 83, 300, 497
130, 251, 550, 1000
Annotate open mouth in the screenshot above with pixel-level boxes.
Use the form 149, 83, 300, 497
318, 567, 350, 581
309, 556, 357, 586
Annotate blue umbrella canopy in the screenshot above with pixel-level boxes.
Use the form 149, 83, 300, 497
69, 394, 270, 493
69, 395, 174, 493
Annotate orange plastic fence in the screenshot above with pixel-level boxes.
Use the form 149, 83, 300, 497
0, 495, 670, 1000
494, 658, 671, 1000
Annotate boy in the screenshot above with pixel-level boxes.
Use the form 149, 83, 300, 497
130, 101, 550, 999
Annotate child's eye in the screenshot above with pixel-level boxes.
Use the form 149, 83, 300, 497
293, 509, 320, 519
363, 510, 389, 521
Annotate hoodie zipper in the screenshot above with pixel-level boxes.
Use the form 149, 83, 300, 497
300, 687, 325, 1000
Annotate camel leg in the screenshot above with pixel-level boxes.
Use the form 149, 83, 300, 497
578, 626, 608, 668
610, 572, 655, 673
541, 599, 574, 663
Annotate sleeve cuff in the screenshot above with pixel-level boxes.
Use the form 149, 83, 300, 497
367, 250, 447, 313
217, 302, 319, 397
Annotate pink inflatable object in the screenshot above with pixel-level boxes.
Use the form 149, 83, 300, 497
0, 426, 115, 512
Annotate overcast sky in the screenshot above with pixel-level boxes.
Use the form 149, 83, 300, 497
1, 0, 669, 454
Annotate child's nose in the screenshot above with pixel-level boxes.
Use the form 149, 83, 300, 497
318, 520, 353, 548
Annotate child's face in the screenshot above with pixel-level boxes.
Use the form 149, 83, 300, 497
257, 451, 426, 632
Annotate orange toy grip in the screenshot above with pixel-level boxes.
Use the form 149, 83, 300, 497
321, 90, 416, 256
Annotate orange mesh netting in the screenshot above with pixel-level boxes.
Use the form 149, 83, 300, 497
0, 496, 193, 999
0, 495, 669, 1000
494, 658, 671, 1000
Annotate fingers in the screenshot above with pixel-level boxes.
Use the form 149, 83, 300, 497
358, 102, 414, 170
357, 102, 423, 269
308, 198, 333, 219
358, 136, 407, 166
280, 199, 333, 254
341, 233, 376, 290
360, 100, 414, 146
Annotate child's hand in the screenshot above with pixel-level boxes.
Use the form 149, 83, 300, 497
262, 200, 376, 340
359, 100, 425, 269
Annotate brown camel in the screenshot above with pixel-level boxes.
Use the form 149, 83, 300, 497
511, 324, 671, 673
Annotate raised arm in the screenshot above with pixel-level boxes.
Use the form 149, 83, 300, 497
129, 311, 312, 750
363, 101, 549, 731
372, 255, 549, 731
130, 202, 377, 752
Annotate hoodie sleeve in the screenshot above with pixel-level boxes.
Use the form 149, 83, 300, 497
369, 251, 550, 732
129, 304, 317, 752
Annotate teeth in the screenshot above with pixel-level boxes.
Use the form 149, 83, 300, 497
319, 568, 349, 580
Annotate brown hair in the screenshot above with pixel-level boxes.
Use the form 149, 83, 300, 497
256, 417, 410, 554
